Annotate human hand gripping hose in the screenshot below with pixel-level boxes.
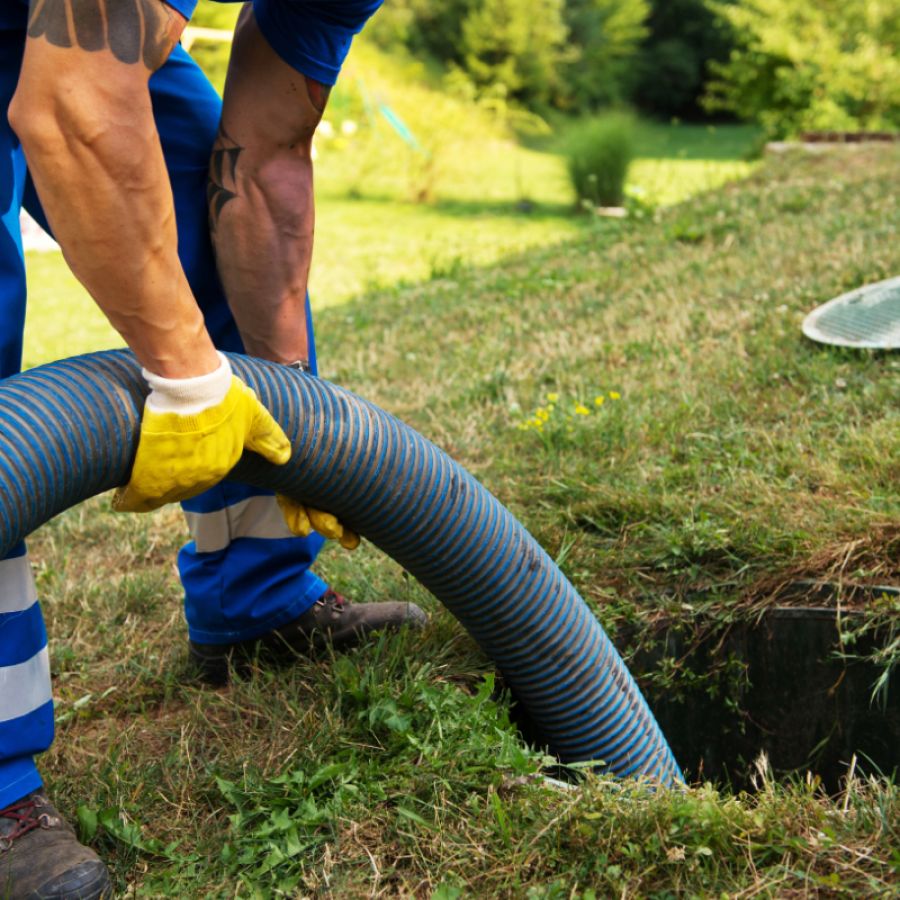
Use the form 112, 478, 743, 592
112, 352, 359, 549
276, 495, 360, 550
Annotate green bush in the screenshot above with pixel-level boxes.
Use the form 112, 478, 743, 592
704, 0, 900, 138
564, 113, 635, 207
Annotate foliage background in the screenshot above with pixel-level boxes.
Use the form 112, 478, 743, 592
704, 0, 900, 137
365, 0, 900, 137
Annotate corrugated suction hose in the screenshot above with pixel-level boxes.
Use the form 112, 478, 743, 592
0, 351, 681, 784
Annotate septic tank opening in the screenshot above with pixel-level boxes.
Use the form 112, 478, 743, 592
503, 587, 900, 792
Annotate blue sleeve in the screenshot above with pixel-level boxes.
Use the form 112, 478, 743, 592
165, 0, 200, 20
252, 0, 384, 85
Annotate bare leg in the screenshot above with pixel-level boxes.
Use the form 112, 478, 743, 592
209, 5, 331, 365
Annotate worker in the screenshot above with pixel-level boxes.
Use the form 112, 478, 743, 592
0, 2, 425, 896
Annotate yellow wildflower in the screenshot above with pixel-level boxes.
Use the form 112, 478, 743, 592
547, 392, 559, 403
609, 391, 621, 400
574, 404, 590, 416
594, 396, 605, 407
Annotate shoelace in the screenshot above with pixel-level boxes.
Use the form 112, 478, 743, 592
0, 796, 57, 851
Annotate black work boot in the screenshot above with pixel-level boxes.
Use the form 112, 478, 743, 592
189, 589, 428, 685
0, 791, 111, 899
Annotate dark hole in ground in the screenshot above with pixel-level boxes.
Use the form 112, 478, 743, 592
502, 587, 899, 792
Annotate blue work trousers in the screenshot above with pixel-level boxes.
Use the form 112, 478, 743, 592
0, 34, 326, 809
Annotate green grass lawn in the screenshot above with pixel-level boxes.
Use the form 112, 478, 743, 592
22, 146, 900, 896
22, 119, 758, 367
22, 26, 761, 366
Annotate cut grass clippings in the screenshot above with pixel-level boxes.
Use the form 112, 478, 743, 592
22, 145, 900, 895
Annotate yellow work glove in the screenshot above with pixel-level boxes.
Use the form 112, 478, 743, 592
114, 353, 291, 513
276, 496, 360, 550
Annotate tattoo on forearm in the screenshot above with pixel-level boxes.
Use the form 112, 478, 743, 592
304, 76, 331, 115
27, 0, 176, 70
207, 128, 244, 235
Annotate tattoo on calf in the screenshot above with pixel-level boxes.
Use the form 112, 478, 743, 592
207, 129, 244, 235
27, 0, 176, 70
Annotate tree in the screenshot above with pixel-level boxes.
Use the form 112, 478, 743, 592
367, 0, 476, 63
460, 0, 571, 106
704, 0, 900, 136
633, 0, 735, 118
563, 0, 650, 110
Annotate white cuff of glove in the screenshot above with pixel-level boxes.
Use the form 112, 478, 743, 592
143, 352, 233, 415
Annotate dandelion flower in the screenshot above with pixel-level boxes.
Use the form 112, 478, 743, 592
547, 392, 559, 403
594, 396, 605, 407
574, 404, 590, 416
609, 391, 621, 400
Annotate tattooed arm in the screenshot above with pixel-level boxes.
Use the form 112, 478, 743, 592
9, 0, 219, 378
206, 5, 331, 366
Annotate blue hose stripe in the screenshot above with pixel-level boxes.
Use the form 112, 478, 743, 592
384, 457, 489, 576
325, 401, 374, 507
324, 398, 380, 507
507, 626, 616, 696
470, 572, 585, 659
410, 495, 509, 602
0, 351, 681, 784
372, 432, 440, 547
492, 616, 603, 707
424, 521, 541, 617
0, 391, 64, 515
508, 653, 643, 741
479, 604, 597, 700
485, 600, 600, 679
459, 589, 609, 706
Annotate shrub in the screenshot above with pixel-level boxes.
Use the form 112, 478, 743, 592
563, 113, 635, 207
704, 0, 900, 138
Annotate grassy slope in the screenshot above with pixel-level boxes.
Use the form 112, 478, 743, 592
319, 146, 899, 606
28, 147, 900, 896
22, 117, 757, 367
21, 31, 760, 368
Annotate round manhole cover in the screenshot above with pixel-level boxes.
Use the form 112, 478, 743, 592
802, 276, 900, 349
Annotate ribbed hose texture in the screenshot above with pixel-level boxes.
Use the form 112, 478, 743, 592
0, 351, 681, 784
